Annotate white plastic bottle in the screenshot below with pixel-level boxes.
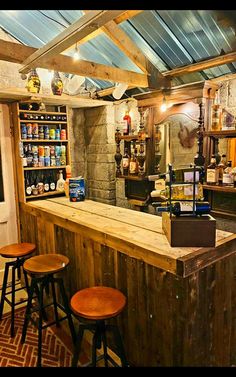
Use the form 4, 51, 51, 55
56, 170, 65, 192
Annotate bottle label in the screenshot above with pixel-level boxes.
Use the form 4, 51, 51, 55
179, 201, 195, 212
44, 183, 49, 192
184, 184, 198, 196
223, 173, 232, 184
207, 169, 217, 183
26, 186, 32, 195
50, 182, 56, 191
129, 161, 137, 174
123, 158, 129, 168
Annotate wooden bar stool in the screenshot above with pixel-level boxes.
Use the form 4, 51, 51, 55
21, 253, 76, 367
0, 242, 36, 337
71, 286, 128, 367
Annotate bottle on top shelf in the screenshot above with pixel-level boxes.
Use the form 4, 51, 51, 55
211, 90, 222, 131
51, 71, 63, 96
64, 165, 72, 198
123, 111, 131, 136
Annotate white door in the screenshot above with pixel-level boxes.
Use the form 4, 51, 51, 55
0, 104, 18, 281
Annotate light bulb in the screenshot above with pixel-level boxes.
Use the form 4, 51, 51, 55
112, 83, 128, 99
73, 44, 80, 61
160, 97, 167, 112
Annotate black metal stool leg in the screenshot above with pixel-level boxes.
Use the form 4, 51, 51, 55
72, 324, 86, 367
57, 278, 76, 344
100, 321, 109, 367
34, 280, 48, 322
37, 281, 44, 368
0, 262, 10, 320
109, 324, 128, 367
23, 268, 30, 295
10, 264, 16, 337
21, 278, 36, 343
51, 279, 60, 327
17, 258, 21, 281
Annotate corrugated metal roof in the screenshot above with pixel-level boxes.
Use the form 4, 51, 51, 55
0, 10, 235, 95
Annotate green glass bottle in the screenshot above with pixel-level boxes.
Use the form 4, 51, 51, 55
51, 71, 63, 96
26, 69, 41, 93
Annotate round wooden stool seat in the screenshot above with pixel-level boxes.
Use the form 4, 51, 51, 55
70, 286, 126, 320
23, 253, 69, 275
0, 242, 36, 258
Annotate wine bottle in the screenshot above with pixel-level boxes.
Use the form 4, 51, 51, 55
156, 201, 211, 217
44, 173, 50, 193
49, 173, 56, 191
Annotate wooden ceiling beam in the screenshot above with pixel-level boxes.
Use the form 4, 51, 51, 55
19, 10, 127, 75
210, 73, 236, 83
163, 51, 236, 77
0, 39, 148, 87
69, 10, 143, 48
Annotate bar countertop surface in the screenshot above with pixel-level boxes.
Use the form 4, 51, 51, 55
21, 197, 236, 277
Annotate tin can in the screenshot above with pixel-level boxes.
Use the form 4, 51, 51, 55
56, 156, 61, 166
60, 129, 66, 140
38, 145, 44, 157
60, 145, 66, 155
50, 145, 55, 156
60, 154, 66, 166
44, 156, 50, 166
32, 145, 38, 154
39, 125, 44, 139
27, 123, 32, 139
44, 125, 49, 140
44, 146, 50, 157
55, 145, 61, 156
38, 156, 45, 166
32, 123, 39, 139
21, 124, 27, 139
49, 128, 55, 140
33, 154, 38, 167
50, 156, 56, 166
55, 128, 60, 140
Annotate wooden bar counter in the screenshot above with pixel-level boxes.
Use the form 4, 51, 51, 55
19, 197, 236, 366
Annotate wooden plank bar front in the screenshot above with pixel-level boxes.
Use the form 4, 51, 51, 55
19, 197, 236, 366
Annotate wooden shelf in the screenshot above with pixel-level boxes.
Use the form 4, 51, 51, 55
19, 120, 67, 124
20, 139, 68, 143
26, 191, 65, 200
24, 166, 66, 171
204, 130, 236, 138
118, 174, 148, 181
19, 110, 67, 115
203, 184, 236, 193
120, 134, 149, 141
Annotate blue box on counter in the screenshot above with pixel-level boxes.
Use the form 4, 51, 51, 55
69, 177, 85, 202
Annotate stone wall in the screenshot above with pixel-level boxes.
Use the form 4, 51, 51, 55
84, 104, 116, 205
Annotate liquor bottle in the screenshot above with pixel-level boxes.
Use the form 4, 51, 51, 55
129, 151, 138, 175
217, 154, 227, 185
222, 160, 233, 186
22, 145, 28, 167
123, 111, 131, 136
211, 90, 222, 131
64, 165, 72, 198
25, 173, 32, 196
26, 69, 41, 94
49, 173, 56, 191
51, 71, 63, 96
44, 173, 50, 193
56, 170, 65, 192
122, 147, 130, 176
206, 154, 218, 185
156, 201, 211, 217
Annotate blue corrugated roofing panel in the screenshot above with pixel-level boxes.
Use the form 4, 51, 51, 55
0, 10, 235, 91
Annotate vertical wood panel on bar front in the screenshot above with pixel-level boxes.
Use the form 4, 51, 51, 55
19, 204, 236, 366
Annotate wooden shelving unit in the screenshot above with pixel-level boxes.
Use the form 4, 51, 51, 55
203, 184, 236, 193
204, 130, 236, 138
12, 101, 71, 203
